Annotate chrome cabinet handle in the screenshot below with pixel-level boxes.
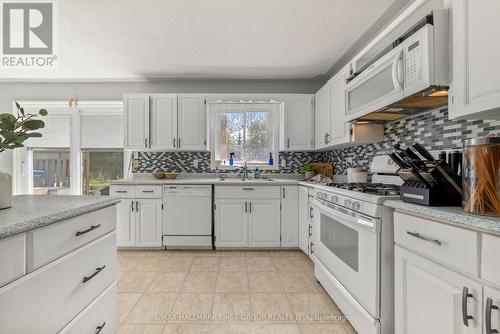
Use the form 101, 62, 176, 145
115, 190, 127, 193
142, 190, 154, 193
462, 287, 474, 326
95, 322, 106, 334
131, 201, 134, 212
173, 138, 176, 147
486, 297, 499, 334
244, 202, 248, 213
75, 224, 101, 237
83, 265, 106, 283
249, 202, 252, 213
135, 201, 139, 211
242, 188, 255, 191
309, 206, 314, 219
282, 187, 286, 199
308, 225, 312, 237
287, 138, 290, 148
310, 242, 314, 254
145, 138, 148, 148
178, 138, 181, 148
406, 231, 442, 246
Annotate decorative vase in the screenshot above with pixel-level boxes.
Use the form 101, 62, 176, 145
0, 171, 13, 210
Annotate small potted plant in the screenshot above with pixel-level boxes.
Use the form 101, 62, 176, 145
300, 163, 316, 180
0, 102, 47, 209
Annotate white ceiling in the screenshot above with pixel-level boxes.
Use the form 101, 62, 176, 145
1, 0, 398, 81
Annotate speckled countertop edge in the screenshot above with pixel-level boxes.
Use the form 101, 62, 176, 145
384, 199, 500, 236
0, 196, 121, 240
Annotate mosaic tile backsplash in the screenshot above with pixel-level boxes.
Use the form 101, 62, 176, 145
135, 107, 500, 175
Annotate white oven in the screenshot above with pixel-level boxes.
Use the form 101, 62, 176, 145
311, 197, 380, 318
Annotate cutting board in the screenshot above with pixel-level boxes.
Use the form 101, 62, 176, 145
311, 162, 334, 177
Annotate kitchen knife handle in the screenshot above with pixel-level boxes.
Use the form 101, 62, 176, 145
413, 143, 435, 161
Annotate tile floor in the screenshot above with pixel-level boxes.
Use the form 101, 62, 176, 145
116, 249, 357, 334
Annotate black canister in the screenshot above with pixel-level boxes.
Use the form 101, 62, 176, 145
448, 150, 462, 176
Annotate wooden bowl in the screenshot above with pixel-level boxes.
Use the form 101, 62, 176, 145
164, 173, 178, 180
152, 171, 165, 179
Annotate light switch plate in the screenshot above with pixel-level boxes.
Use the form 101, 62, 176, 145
192, 159, 199, 168
280, 158, 286, 167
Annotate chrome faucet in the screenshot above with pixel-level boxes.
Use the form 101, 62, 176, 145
238, 162, 249, 180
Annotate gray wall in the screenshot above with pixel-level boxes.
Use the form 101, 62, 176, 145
0, 79, 322, 173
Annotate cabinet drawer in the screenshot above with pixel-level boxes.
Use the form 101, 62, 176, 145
394, 212, 479, 275
0, 232, 116, 334
136, 185, 162, 198
59, 282, 117, 334
0, 233, 26, 287
110, 185, 136, 198
482, 234, 500, 287
27, 206, 116, 271
215, 186, 280, 199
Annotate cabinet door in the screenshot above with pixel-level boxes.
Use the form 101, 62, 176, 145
484, 287, 500, 334
150, 94, 177, 149
124, 94, 149, 149
177, 95, 206, 150
284, 95, 313, 151
395, 246, 482, 334
330, 66, 350, 145
116, 199, 135, 247
136, 199, 162, 248
281, 186, 299, 248
298, 186, 309, 254
248, 199, 281, 248
314, 83, 331, 149
214, 200, 247, 248
450, 0, 500, 119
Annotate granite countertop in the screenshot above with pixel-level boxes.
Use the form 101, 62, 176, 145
384, 200, 500, 236
112, 175, 303, 186
0, 195, 121, 240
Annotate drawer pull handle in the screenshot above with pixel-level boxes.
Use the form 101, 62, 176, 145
462, 287, 474, 326
95, 322, 106, 334
308, 225, 312, 237
83, 265, 106, 283
242, 188, 255, 191
142, 190, 154, 193
76, 224, 101, 237
486, 297, 499, 334
406, 231, 442, 246
115, 190, 127, 193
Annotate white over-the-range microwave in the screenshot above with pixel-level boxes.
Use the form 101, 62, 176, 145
345, 9, 450, 122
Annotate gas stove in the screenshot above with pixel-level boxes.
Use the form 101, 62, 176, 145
326, 182, 401, 196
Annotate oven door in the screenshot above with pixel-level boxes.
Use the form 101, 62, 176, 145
312, 198, 380, 318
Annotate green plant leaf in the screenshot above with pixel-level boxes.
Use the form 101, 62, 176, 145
15, 102, 20, 110
19, 107, 25, 116
38, 109, 48, 116
26, 132, 42, 138
22, 119, 45, 130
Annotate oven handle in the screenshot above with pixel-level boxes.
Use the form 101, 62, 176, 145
310, 198, 378, 231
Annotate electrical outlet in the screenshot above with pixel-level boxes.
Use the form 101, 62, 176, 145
346, 157, 353, 165
280, 158, 286, 168
192, 159, 199, 168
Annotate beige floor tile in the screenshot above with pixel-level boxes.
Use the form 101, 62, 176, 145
169, 293, 214, 322
117, 324, 165, 334
298, 324, 348, 334
210, 323, 300, 334
182, 272, 217, 292
246, 257, 275, 272
190, 257, 220, 272
343, 321, 358, 334
278, 272, 319, 293
118, 256, 142, 272
118, 250, 150, 257
196, 250, 222, 257
118, 271, 158, 293
270, 250, 304, 257
287, 293, 337, 322
162, 323, 211, 334
118, 271, 129, 281
125, 293, 177, 323
147, 250, 171, 257
216, 271, 249, 293
219, 257, 247, 271
148, 272, 187, 293
167, 250, 200, 257
272, 257, 309, 272
244, 250, 272, 257
250, 293, 293, 321
163, 256, 194, 272
212, 293, 252, 318
248, 272, 283, 293
135, 257, 168, 271
219, 250, 247, 257
117, 293, 142, 323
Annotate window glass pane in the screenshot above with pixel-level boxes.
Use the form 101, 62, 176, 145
82, 151, 124, 196
245, 111, 269, 164
33, 151, 71, 195
218, 112, 244, 164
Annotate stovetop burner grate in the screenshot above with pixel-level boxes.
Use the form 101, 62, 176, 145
325, 183, 401, 196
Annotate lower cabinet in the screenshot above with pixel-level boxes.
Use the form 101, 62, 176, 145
248, 199, 281, 248
484, 286, 500, 334
281, 186, 299, 248
116, 199, 135, 247
298, 186, 309, 254
214, 200, 247, 248
135, 199, 162, 247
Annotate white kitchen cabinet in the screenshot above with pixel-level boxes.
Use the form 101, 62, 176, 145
281, 186, 299, 248
282, 95, 314, 151
395, 245, 482, 334
449, 0, 500, 119
150, 94, 177, 149
329, 66, 350, 146
116, 199, 135, 247
136, 199, 162, 248
248, 199, 281, 248
124, 94, 149, 149
214, 199, 247, 248
298, 186, 309, 254
177, 95, 206, 150
314, 83, 331, 149
484, 286, 500, 334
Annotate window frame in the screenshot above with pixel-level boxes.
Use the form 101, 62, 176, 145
208, 102, 282, 170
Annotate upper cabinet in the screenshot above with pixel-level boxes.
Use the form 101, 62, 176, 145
449, 0, 500, 119
282, 95, 314, 151
329, 66, 351, 146
314, 83, 331, 150
124, 94, 207, 151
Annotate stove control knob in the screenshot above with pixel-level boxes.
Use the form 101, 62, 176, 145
331, 195, 338, 203
345, 199, 352, 207
352, 202, 361, 210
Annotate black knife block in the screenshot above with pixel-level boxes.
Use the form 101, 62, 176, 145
399, 180, 462, 206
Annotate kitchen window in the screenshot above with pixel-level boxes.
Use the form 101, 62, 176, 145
209, 102, 281, 169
